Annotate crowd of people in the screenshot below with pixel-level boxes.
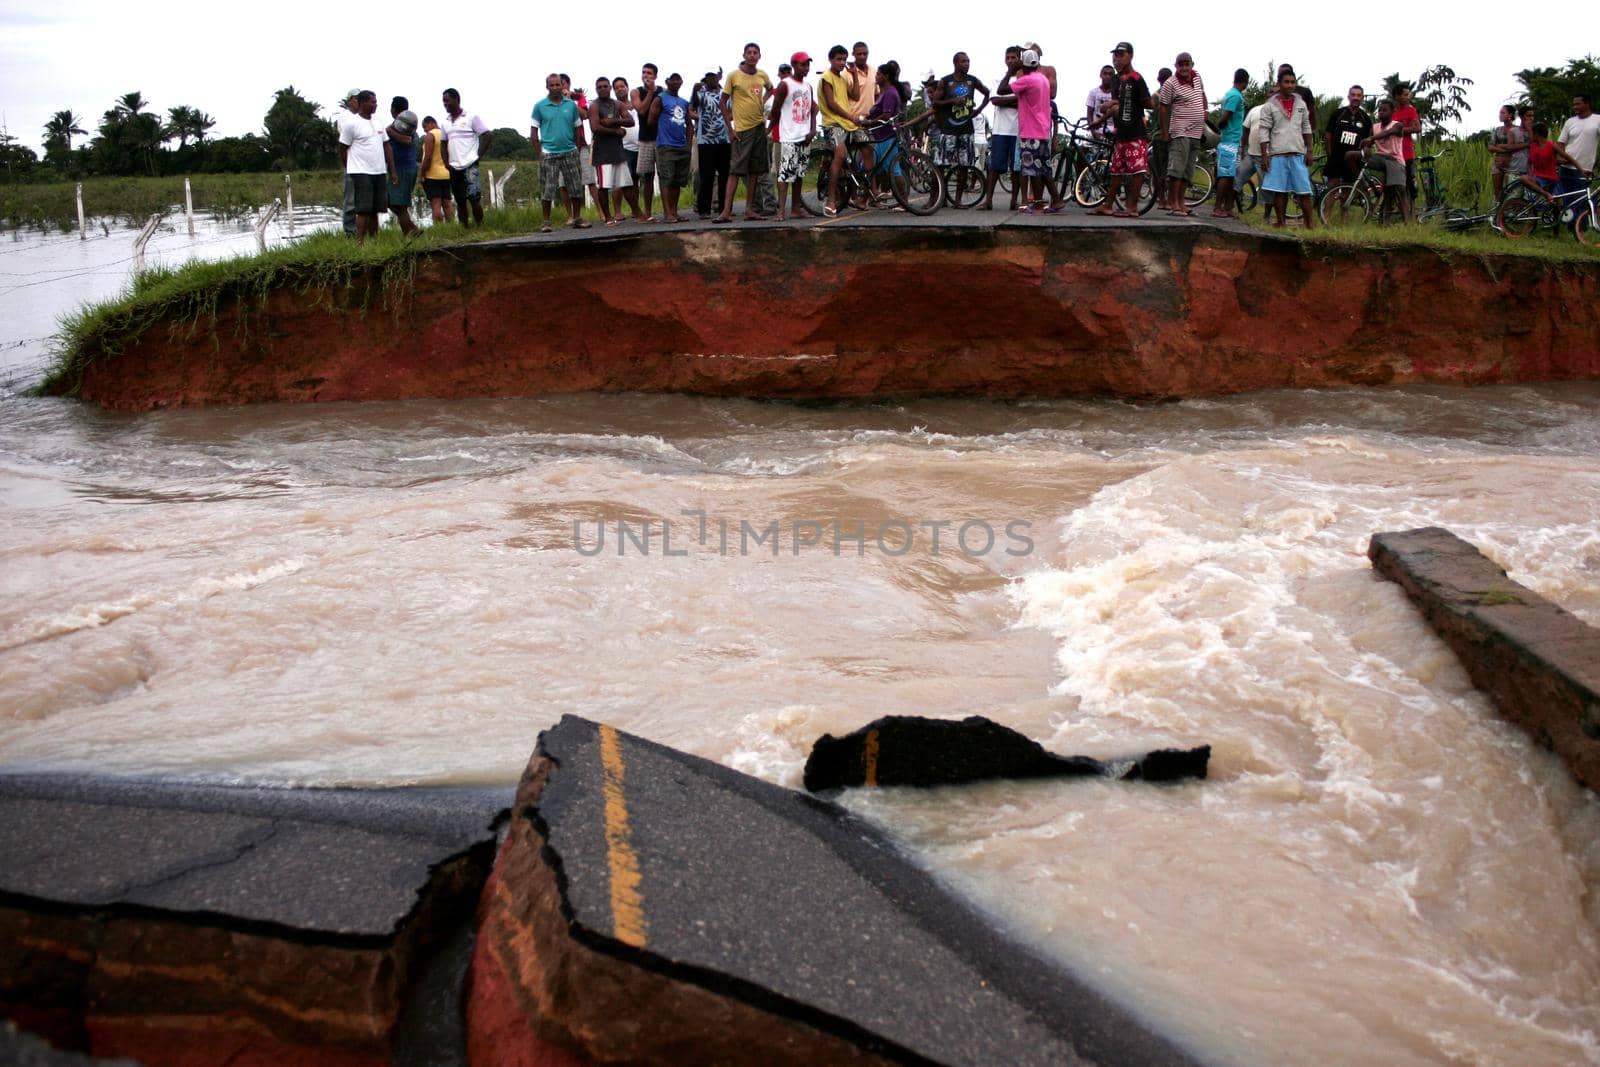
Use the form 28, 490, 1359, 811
330, 43, 1599, 239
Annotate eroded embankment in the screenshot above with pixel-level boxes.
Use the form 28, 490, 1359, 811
50, 226, 1600, 410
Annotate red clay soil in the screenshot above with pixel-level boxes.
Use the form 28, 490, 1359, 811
59, 227, 1600, 410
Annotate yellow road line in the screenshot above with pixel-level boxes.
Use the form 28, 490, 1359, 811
863, 728, 880, 787
598, 724, 648, 948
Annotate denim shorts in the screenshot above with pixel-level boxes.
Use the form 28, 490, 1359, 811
987, 134, 1018, 173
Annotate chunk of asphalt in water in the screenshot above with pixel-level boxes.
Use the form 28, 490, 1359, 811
803, 714, 1210, 791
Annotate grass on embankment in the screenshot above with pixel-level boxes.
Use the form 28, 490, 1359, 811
41, 203, 578, 396
1244, 214, 1600, 263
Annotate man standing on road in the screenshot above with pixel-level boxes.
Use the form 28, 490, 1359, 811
1488, 105, 1525, 203
1013, 49, 1065, 214
769, 53, 817, 221
1324, 85, 1373, 191
441, 88, 492, 227
339, 91, 395, 244
1557, 94, 1599, 213
531, 73, 593, 233
655, 73, 695, 224
337, 89, 360, 236
716, 42, 774, 223
1211, 68, 1247, 218
1258, 70, 1316, 229
980, 45, 1024, 211
847, 43, 878, 179
631, 65, 664, 220
930, 52, 990, 183
1156, 52, 1206, 215
1090, 41, 1151, 218
692, 71, 731, 218
1390, 83, 1422, 201
385, 97, 420, 236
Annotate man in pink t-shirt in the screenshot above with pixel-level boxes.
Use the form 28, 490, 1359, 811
1012, 49, 1065, 213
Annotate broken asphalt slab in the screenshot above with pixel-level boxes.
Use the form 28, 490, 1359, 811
470, 714, 1214, 1066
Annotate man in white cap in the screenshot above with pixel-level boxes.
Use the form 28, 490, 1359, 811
337, 88, 361, 236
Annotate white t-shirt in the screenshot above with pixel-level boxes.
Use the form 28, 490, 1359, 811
339, 113, 389, 175
1086, 85, 1112, 135
990, 73, 1019, 137
622, 109, 640, 151
1558, 112, 1600, 170
1243, 105, 1265, 157
443, 111, 489, 168
777, 77, 813, 144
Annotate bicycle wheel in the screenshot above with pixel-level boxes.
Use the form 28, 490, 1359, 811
1235, 181, 1257, 213
1074, 160, 1110, 208
802, 154, 831, 216
1318, 183, 1368, 226
1185, 165, 1214, 206
893, 149, 945, 215
1576, 208, 1599, 248
943, 164, 987, 209
1495, 192, 1544, 239
1128, 172, 1157, 215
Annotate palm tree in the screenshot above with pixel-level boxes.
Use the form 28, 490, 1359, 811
43, 110, 86, 152
166, 105, 196, 149
116, 91, 150, 118
193, 111, 216, 146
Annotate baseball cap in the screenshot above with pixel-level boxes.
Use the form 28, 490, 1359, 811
790, 51, 811, 65
1111, 42, 1134, 55
343, 87, 361, 102
1020, 49, 1040, 69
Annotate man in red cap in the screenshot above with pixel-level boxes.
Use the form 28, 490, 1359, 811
1090, 41, 1152, 218
769, 52, 818, 219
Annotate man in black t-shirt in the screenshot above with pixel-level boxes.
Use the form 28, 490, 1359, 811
1090, 41, 1153, 217
1324, 85, 1373, 185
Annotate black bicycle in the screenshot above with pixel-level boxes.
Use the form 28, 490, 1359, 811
803, 120, 944, 216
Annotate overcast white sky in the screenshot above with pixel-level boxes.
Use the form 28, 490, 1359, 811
1, 1, 1587, 153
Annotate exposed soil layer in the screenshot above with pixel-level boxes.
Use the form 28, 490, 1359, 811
57, 227, 1600, 410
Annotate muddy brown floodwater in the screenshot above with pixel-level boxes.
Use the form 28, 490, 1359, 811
2, 219, 1598, 1066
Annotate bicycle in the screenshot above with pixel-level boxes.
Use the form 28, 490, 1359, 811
1495, 175, 1598, 245
803, 120, 944, 216
1413, 148, 1479, 227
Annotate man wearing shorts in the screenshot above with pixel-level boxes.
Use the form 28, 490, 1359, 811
589, 77, 644, 224
441, 88, 492, 227
1211, 68, 1247, 218
419, 116, 454, 223
931, 52, 990, 172
715, 42, 774, 223
981, 45, 1023, 211
1258, 70, 1315, 229
1012, 49, 1064, 213
385, 97, 420, 236
1156, 52, 1206, 215
769, 53, 817, 220
1091, 41, 1151, 218
655, 73, 695, 223
339, 91, 394, 244
531, 73, 592, 232
631, 65, 663, 219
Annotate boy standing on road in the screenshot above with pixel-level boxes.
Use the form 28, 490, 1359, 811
631, 65, 664, 219
1258, 71, 1316, 229
1012, 49, 1065, 214
770, 53, 817, 220
655, 73, 695, 224
981, 45, 1024, 211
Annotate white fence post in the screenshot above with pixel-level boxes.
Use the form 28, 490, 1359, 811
254, 200, 281, 251
184, 177, 195, 237
492, 165, 517, 210
132, 213, 161, 272
76, 182, 86, 241
486, 168, 497, 208
285, 174, 294, 235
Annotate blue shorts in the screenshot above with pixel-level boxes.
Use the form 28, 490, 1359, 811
987, 134, 1017, 173
388, 166, 417, 207
1215, 142, 1239, 179
1263, 153, 1312, 195
872, 138, 902, 176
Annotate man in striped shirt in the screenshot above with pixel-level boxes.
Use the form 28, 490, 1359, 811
1156, 53, 1207, 215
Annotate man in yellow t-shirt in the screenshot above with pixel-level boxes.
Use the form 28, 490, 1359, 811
818, 46, 859, 215
714, 42, 774, 222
